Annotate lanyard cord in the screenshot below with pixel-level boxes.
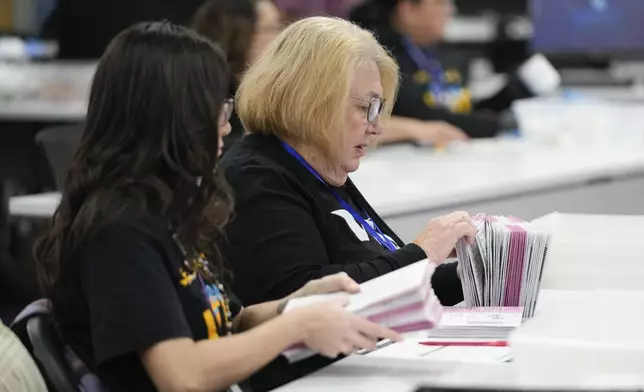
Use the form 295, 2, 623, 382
280, 141, 398, 252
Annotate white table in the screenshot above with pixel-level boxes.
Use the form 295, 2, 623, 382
8, 191, 60, 218
274, 289, 642, 392
9, 140, 644, 241
0, 61, 95, 122
274, 356, 517, 392
352, 139, 644, 241
572, 85, 644, 103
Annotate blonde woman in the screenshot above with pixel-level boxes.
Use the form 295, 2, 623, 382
221, 17, 477, 309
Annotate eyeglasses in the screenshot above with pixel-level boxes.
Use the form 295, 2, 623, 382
352, 96, 386, 124
219, 98, 234, 127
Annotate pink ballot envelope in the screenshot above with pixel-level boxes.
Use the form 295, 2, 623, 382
281, 260, 443, 363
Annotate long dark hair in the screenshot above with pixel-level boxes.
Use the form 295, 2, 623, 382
35, 21, 232, 291
191, 0, 259, 78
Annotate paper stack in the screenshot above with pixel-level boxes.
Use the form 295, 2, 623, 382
426, 307, 523, 340
282, 260, 443, 363
456, 214, 550, 317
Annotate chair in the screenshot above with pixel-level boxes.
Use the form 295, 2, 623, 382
35, 125, 83, 190
11, 301, 79, 392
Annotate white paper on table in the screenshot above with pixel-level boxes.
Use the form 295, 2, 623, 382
366, 339, 444, 359
366, 339, 512, 363
425, 346, 513, 363
437, 307, 523, 327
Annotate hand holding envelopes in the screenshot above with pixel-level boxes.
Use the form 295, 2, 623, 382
282, 260, 443, 363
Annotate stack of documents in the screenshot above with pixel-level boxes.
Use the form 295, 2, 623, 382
456, 214, 550, 317
426, 307, 523, 340
282, 260, 443, 363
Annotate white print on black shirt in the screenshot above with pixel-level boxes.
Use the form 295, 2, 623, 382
331, 209, 399, 249
332, 209, 369, 241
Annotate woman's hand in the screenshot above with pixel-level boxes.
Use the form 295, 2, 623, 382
289, 272, 361, 300
413, 211, 478, 264
288, 296, 402, 358
409, 121, 469, 145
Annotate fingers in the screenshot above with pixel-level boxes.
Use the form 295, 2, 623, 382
439, 125, 468, 142
347, 332, 378, 352
318, 348, 341, 359
354, 317, 402, 342
440, 212, 477, 244
452, 221, 478, 243
335, 272, 361, 293
434, 127, 456, 144
447, 126, 469, 141
324, 295, 350, 309
420, 122, 468, 144
316, 273, 361, 295
446, 211, 477, 231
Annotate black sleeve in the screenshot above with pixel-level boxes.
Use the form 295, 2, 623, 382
474, 73, 534, 113
394, 73, 501, 139
222, 173, 428, 305
82, 225, 192, 364
386, 243, 464, 306
431, 262, 464, 306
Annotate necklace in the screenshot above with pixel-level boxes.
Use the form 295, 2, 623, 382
173, 233, 233, 336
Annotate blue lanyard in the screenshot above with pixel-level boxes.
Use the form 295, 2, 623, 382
280, 141, 398, 252
401, 36, 447, 106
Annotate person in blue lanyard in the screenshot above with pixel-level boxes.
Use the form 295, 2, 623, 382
221, 16, 478, 321
349, 0, 528, 145
222, 18, 479, 389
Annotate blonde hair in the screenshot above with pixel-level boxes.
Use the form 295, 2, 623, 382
236, 16, 399, 157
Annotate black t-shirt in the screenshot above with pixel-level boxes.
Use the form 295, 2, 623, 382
220, 133, 463, 307
52, 215, 243, 391
365, 23, 501, 139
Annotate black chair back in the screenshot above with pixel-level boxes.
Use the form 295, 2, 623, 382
27, 314, 80, 392
12, 303, 80, 392
35, 125, 83, 190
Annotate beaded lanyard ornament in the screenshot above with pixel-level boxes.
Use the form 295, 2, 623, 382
172, 232, 233, 336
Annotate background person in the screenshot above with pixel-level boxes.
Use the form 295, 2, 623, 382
349, 0, 559, 145
192, 0, 283, 152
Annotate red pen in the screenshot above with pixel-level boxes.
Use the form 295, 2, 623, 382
419, 340, 508, 347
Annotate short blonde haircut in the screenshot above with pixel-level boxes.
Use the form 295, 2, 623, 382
236, 17, 399, 157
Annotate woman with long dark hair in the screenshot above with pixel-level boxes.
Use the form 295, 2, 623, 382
34, 21, 399, 392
